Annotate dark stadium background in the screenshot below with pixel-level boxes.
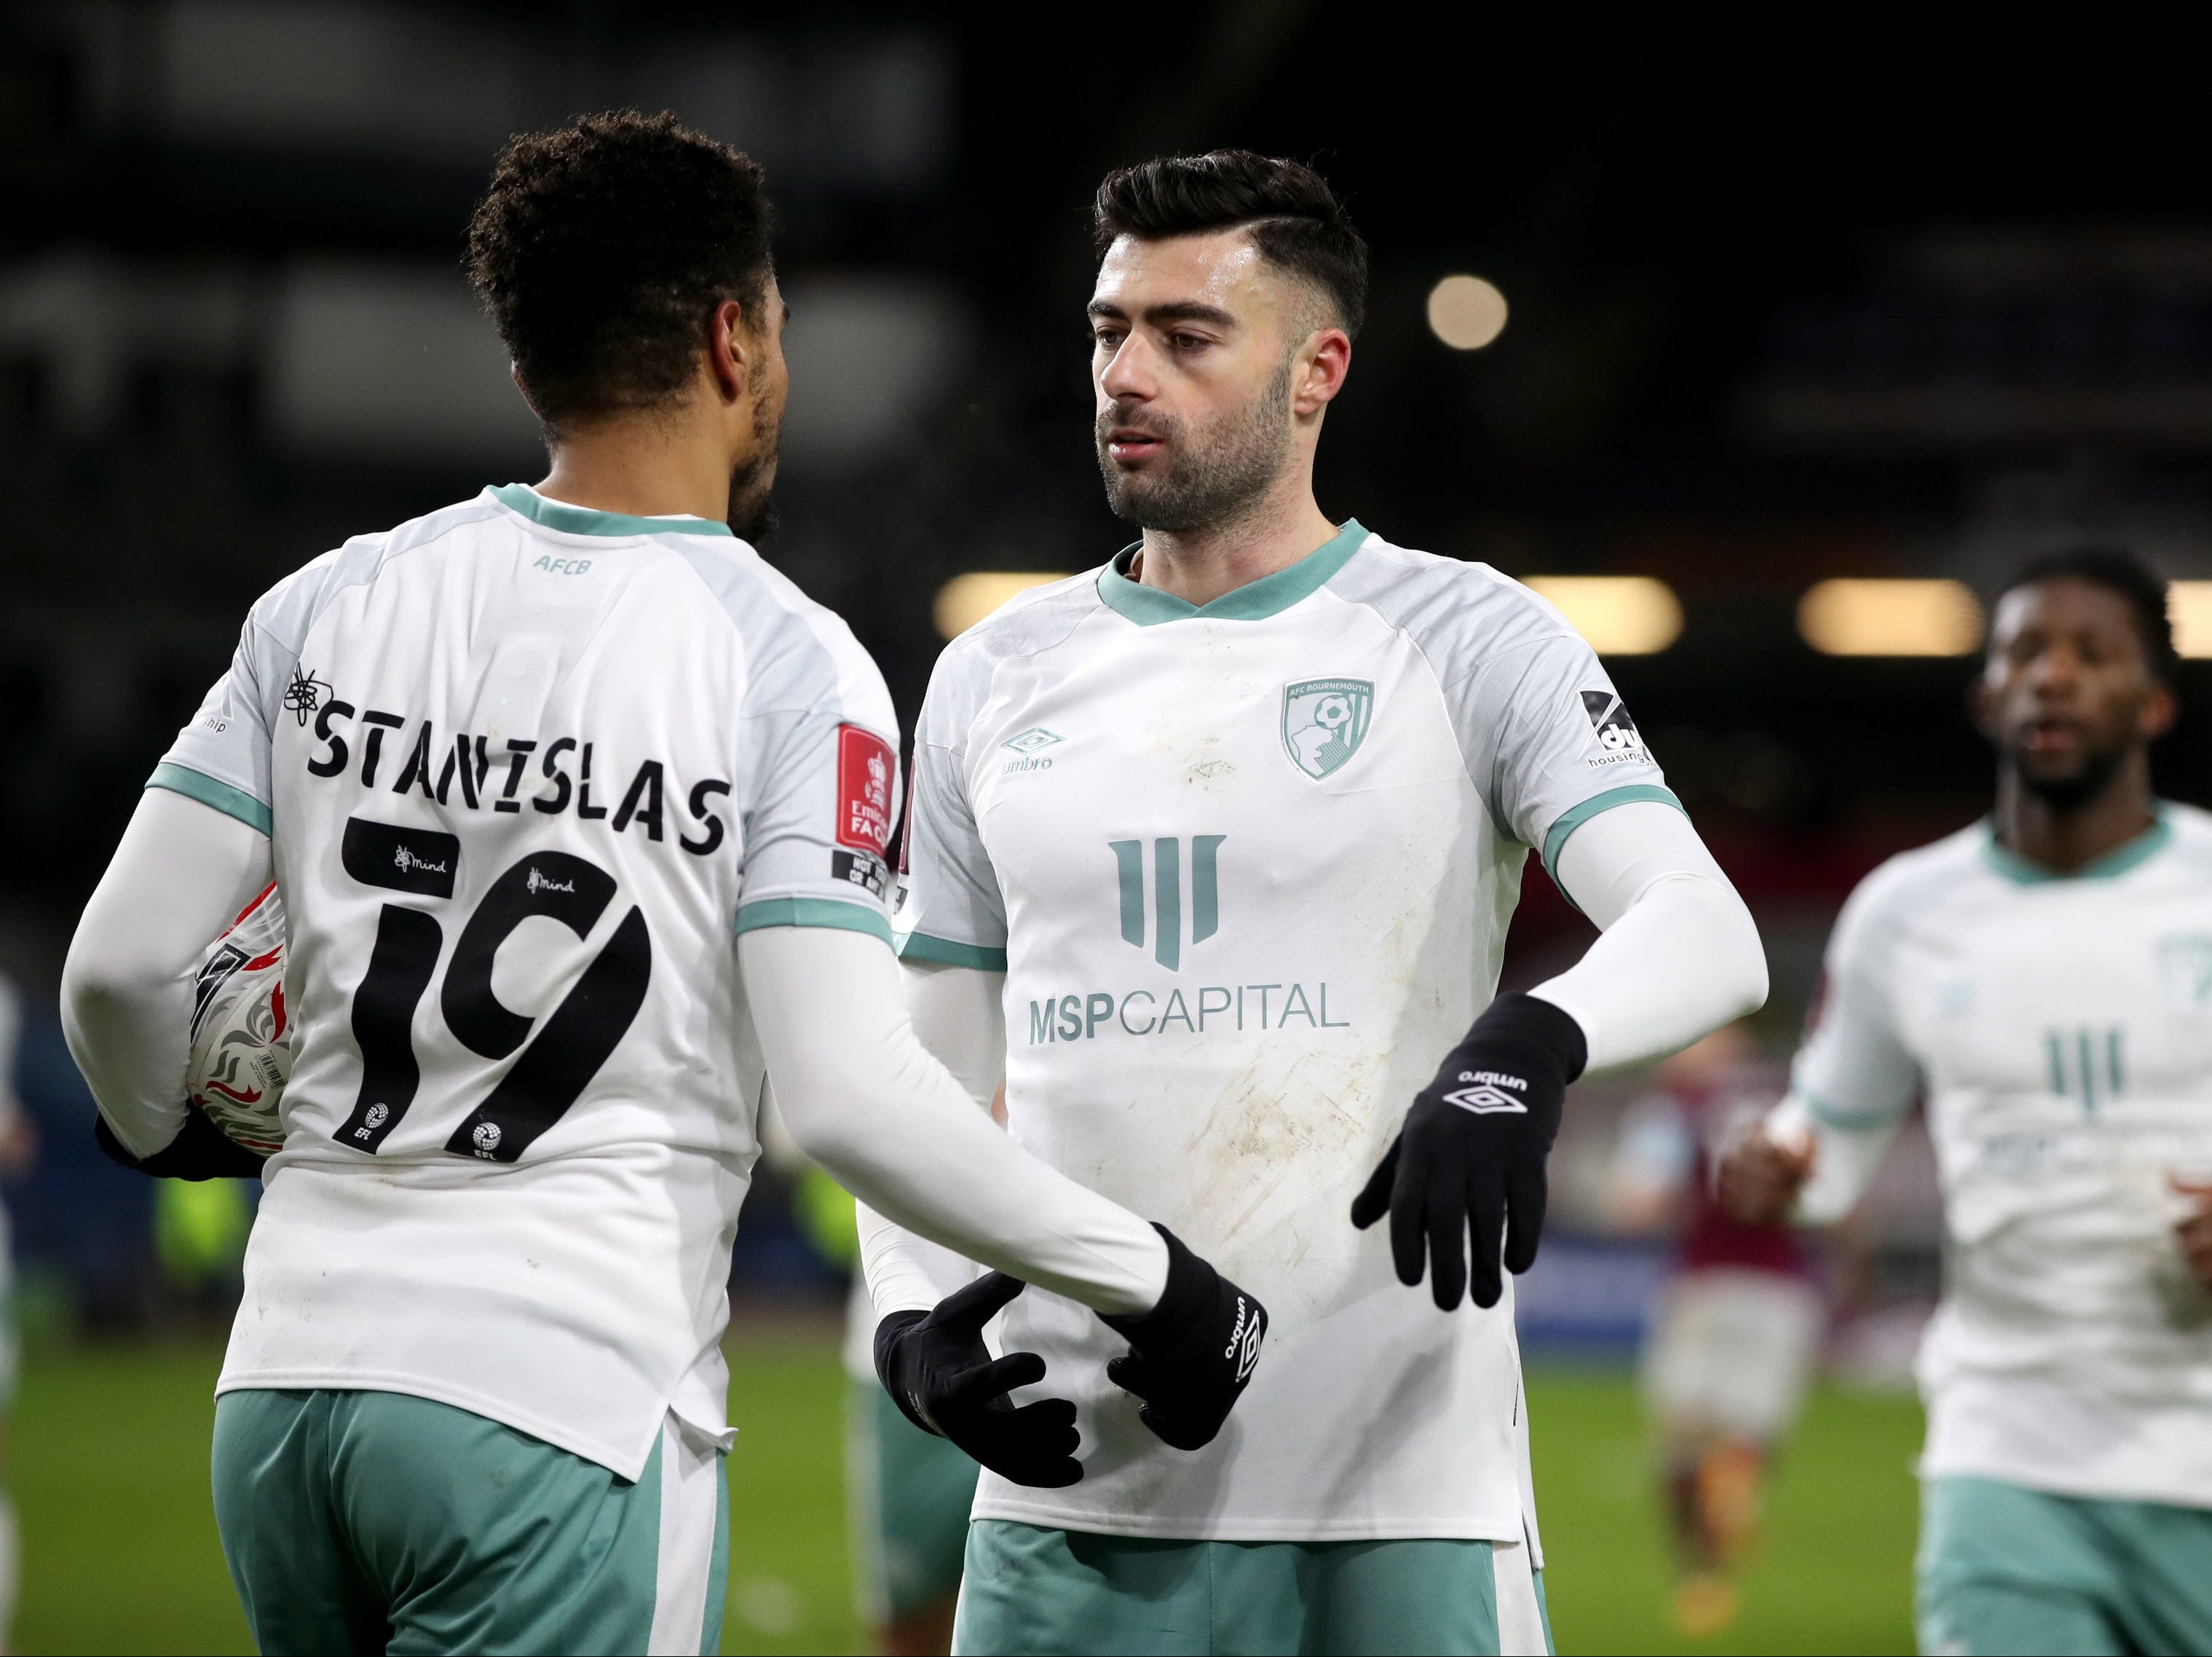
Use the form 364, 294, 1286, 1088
0, 7, 2203, 1651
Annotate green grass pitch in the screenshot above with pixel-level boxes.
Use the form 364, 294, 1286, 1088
7, 1338, 1920, 1653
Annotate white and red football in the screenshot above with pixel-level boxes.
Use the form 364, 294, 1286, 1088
184, 882, 292, 1157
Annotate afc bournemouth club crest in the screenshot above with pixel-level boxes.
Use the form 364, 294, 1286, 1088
1281, 678, 1374, 780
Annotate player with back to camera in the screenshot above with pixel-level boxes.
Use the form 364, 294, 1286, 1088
57, 114, 1264, 1657
1721, 550, 2212, 1656
865, 151, 1771, 1656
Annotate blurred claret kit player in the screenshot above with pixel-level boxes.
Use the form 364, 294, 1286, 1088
56, 112, 1265, 1657
1723, 550, 2212, 1656
1603, 1023, 1822, 1637
862, 151, 1770, 1657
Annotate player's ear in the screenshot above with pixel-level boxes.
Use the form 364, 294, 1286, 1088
2142, 677, 2179, 742
1966, 671, 1997, 739
1292, 328, 1351, 419
706, 298, 748, 404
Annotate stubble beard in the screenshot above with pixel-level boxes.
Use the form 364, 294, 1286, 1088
727, 402, 781, 545
2012, 738, 2130, 813
1096, 357, 1295, 534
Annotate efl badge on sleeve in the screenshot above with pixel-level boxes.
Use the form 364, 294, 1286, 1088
1281, 678, 1374, 780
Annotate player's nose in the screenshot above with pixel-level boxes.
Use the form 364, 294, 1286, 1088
1099, 335, 1158, 401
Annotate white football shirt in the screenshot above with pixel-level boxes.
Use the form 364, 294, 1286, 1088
155, 483, 900, 1479
1791, 808, 2212, 1508
895, 521, 1675, 1541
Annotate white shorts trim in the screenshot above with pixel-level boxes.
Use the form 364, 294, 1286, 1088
647, 1413, 723, 1656
1493, 1535, 1549, 1656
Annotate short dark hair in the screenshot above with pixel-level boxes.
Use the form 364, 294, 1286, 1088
466, 111, 775, 430
1093, 150, 1369, 339
1997, 547, 2179, 679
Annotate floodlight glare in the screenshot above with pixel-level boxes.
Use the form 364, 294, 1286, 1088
1522, 576, 1683, 655
933, 572, 1070, 639
1427, 275, 1509, 351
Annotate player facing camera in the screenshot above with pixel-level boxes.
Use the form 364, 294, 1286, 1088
880, 149, 1764, 1656
1721, 547, 2212, 1656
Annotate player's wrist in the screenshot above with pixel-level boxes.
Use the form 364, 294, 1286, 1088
95, 1104, 266, 1181
1465, 992, 1588, 1086
871, 1310, 939, 1436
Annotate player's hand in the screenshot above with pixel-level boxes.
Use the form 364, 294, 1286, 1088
93, 1104, 266, 1181
1718, 1126, 1815, 1226
1351, 992, 1584, 1310
874, 1273, 1083, 1488
1100, 1225, 1267, 1451
2171, 1176, 2212, 1291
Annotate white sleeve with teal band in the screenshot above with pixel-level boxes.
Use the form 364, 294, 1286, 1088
1769, 865, 1923, 1222
151, 572, 325, 835
892, 645, 1008, 970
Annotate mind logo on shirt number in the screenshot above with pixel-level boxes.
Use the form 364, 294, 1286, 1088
1281, 678, 1374, 780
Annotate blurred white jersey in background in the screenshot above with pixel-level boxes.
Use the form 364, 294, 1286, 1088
1791, 805, 2212, 1508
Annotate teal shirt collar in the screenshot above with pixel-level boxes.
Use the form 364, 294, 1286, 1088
1097, 519, 1370, 625
1980, 807, 2173, 885
490, 482, 733, 540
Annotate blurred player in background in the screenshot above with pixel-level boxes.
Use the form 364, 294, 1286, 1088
58, 114, 1260, 1656
0, 970, 35, 1654
1605, 1023, 1817, 1637
866, 151, 1769, 1656
1724, 550, 2212, 1656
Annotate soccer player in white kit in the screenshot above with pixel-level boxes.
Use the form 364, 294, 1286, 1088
863, 151, 1770, 1656
1723, 550, 2212, 1656
58, 115, 1263, 1656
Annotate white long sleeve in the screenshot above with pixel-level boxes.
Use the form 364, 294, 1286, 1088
61, 788, 272, 1158
1764, 1094, 1900, 1225
1530, 802, 1769, 1074
739, 927, 1166, 1317
853, 960, 1006, 1317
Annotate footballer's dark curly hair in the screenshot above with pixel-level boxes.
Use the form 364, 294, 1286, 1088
1093, 151, 1369, 339
466, 111, 775, 431
1997, 547, 2179, 681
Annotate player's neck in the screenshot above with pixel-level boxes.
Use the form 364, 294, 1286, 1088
1131, 481, 1340, 609
535, 418, 736, 526
1993, 753, 2158, 874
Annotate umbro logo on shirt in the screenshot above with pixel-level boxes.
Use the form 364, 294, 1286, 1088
1002, 727, 1064, 775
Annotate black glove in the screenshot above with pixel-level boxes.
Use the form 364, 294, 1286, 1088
95, 1105, 266, 1181
874, 1272, 1082, 1488
1349, 992, 1586, 1310
1100, 1225, 1268, 1451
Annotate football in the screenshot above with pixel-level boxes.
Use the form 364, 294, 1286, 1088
184, 882, 293, 1156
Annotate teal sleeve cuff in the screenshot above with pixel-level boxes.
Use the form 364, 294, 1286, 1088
1805, 1091, 1908, 1131
1539, 783, 1686, 884
733, 897, 893, 945
895, 932, 1009, 972
146, 762, 273, 837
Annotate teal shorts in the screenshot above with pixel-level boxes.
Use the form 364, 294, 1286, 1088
1919, 1476, 2212, 1656
954, 1518, 1553, 1656
848, 1378, 981, 1624
211, 1388, 728, 1656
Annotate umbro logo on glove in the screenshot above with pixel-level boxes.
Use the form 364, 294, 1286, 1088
1442, 1070, 1530, 1115
1351, 993, 1587, 1310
